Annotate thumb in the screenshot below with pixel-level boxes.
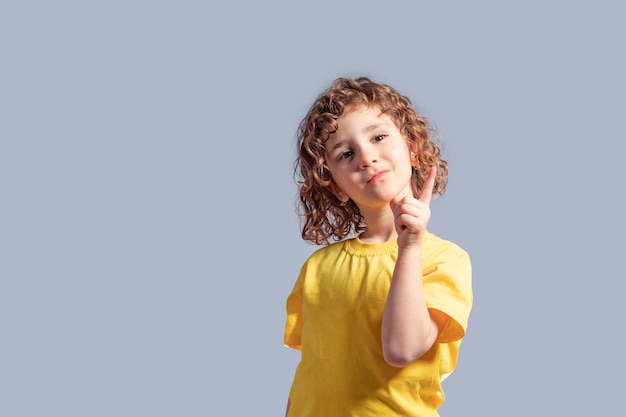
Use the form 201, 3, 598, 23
389, 195, 401, 210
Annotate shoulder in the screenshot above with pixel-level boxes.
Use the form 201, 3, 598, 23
293, 240, 352, 287
423, 231, 470, 264
298, 238, 365, 278
305, 239, 351, 263
422, 232, 473, 342
422, 231, 472, 284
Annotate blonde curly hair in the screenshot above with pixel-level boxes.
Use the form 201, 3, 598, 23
295, 77, 448, 245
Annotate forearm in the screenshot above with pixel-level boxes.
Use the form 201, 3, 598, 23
381, 246, 438, 367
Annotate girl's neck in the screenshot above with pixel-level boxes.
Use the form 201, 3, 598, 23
358, 207, 397, 243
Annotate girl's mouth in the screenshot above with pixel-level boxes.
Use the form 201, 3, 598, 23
367, 171, 388, 183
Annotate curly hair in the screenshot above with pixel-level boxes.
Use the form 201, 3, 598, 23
295, 77, 448, 245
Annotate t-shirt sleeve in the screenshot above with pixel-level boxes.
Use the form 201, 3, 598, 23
284, 270, 304, 351
423, 246, 473, 343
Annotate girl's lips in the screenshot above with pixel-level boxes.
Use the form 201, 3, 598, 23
367, 170, 388, 183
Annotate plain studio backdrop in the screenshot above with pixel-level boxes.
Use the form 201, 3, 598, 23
1, 1, 624, 416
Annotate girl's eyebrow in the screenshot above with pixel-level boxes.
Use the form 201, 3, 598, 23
363, 123, 386, 132
327, 139, 347, 153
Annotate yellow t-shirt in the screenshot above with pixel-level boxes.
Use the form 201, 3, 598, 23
284, 231, 473, 417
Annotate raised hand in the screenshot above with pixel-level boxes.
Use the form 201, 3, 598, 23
389, 166, 436, 249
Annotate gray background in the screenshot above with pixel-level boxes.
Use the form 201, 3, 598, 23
2, 1, 624, 416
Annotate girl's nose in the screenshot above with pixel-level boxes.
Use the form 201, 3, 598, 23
359, 145, 378, 168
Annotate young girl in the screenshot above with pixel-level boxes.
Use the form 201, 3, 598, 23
284, 77, 473, 417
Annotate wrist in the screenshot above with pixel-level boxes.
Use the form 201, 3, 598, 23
396, 242, 423, 258
396, 234, 425, 252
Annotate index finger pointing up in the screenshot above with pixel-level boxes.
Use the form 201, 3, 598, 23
418, 166, 437, 204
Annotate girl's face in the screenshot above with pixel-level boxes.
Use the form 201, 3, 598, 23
324, 106, 415, 210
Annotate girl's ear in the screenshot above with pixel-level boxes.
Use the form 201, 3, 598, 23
408, 142, 420, 166
329, 181, 349, 204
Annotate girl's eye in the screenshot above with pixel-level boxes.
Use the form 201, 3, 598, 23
338, 150, 354, 161
373, 134, 387, 142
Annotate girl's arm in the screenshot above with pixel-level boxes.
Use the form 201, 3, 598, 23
381, 167, 444, 367
381, 244, 444, 366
